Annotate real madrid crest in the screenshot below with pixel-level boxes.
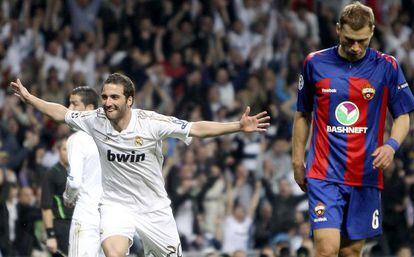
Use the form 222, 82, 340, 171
362, 84, 375, 100
134, 136, 143, 146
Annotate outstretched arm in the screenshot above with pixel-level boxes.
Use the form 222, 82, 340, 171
372, 113, 410, 169
189, 106, 270, 138
10, 79, 68, 122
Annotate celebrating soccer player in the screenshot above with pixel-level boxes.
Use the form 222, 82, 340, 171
292, 2, 414, 257
10, 73, 270, 257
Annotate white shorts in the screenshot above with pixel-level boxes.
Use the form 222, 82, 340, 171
68, 218, 103, 257
100, 203, 182, 257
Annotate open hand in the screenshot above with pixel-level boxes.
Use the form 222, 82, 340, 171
239, 106, 270, 133
10, 79, 31, 103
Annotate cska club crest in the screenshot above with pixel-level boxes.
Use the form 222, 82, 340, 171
134, 136, 143, 146
362, 84, 375, 100
314, 202, 326, 217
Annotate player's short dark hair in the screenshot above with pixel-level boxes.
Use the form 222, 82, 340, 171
339, 1, 375, 30
71, 86, 99, 109
103, 73, 135, 105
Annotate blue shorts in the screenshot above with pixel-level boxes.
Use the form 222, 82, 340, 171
307, 178, 382, 240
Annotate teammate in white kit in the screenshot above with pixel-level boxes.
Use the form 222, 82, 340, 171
62, 87, 103, 257
10, 73, 270, 257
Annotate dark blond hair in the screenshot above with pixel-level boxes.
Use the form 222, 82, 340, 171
339, 1, 375, 30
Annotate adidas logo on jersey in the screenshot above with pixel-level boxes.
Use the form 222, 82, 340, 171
107, 150, 145, 162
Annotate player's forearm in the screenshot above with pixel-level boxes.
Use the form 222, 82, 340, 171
389, 113, 410, 145
41, 209, 54, 229
189, 121, 240, 138
27, 94, 68, 122
292, 112, 312, 167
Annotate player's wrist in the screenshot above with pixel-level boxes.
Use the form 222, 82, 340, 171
385, 138, 399, 152
46, 228, 56, 239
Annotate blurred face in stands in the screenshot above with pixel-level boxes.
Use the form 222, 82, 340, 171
232, 20, 244, 34
235, 164, 248, 179
216, 68, 229, 84
170, 52, 182, 68
272, 139, 290, 155
278, 179, 292, 197
233, 205, 246, 222
19, 187, 34, 205
337, 24, 373, 61
260, 201, 272, 220
48, 40, 59, 55
101, 83, 132, 122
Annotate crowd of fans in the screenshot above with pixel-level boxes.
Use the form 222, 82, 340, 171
0, 0, 414, 256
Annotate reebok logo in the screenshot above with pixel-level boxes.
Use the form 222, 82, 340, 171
322, 88, 337, 93
107, 150, 145, 162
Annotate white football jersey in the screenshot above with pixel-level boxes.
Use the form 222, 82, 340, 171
65, 108, 192, 213
66, 131, 102, 220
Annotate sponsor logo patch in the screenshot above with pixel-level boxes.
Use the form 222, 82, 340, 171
335, 101, 359, 126
107, 150, 145, 162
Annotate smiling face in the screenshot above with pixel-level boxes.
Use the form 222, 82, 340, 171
101, 83, 133, 122
337, 23, 373, 61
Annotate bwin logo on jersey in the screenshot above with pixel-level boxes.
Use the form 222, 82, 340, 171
107, 150, 145, 162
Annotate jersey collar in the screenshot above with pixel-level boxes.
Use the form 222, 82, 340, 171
105, 109, 137, 136
334, 45, 371, 64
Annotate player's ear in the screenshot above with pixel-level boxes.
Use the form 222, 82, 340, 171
127, 96, 133, 108
336, 22, 341, 35
86, 104, 95, 111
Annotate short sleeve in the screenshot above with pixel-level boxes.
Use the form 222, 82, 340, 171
296, 58, 315, 113
387, 59, 414, 118
149, 112, 193, 145
65, 109, 99, 135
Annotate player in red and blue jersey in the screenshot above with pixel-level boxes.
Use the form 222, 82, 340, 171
292, 2, 414, 257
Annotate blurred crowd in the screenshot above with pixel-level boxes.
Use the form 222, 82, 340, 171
0, 0, 414, 257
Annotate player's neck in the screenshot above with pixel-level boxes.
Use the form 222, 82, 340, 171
111, 109, 132, 132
